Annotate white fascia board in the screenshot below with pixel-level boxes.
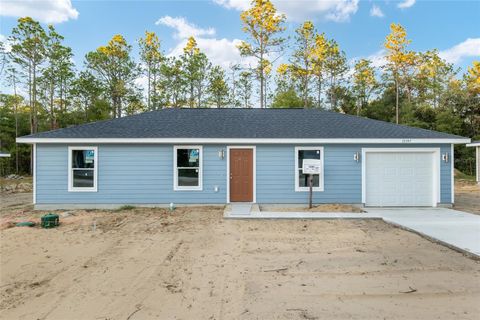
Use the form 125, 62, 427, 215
466, 142, 480, 147
16, 137, 472, 144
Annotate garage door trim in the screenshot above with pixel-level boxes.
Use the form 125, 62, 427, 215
361, 148, 440, 207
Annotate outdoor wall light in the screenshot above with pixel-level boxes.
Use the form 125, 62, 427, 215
442, 152, 449, 163
218, 149, 225, 159
354, 152, 360, 162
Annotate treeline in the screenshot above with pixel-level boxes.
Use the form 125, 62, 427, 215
0, 0, 479, 176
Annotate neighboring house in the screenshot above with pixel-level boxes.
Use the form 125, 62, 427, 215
17, 108, 470, 209
0, 152, 11, 158
466, 141, 480, 184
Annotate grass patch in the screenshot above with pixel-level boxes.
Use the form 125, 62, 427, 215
117, 205, 136, 211
455, 169, 476, 182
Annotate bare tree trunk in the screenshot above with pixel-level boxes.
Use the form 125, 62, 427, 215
260, 49, 264, 109
32, 63, 38, 133
303, 57, 309, 108
152, 70, 157, 110
147, 64, 151, 110
303, 76, 308, 108
231, 67, 236, 107
317, 75, 322, 109
13, 72, 19, 174
117, 97, 122, 118
50, 81, 55, 130
112, 94, 117, 118
264, 75, 268, 108
28, 64, 33, 134
395, 77, 399, 124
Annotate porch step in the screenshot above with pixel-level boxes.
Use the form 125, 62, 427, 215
224, 203, 253, 217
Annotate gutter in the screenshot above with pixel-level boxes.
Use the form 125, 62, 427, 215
16, 137, 472, 144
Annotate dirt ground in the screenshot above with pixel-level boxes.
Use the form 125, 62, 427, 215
260, 203, 364, 212
454, 180, 480, 215
1, 201, 480, 320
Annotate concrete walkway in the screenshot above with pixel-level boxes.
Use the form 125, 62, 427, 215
224, 206, 480, 257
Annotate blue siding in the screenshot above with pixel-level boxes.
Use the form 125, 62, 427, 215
36, 144, 227, 204
256, 144, 452, 204
35, 143, 452, 205
256, 145, 361, 204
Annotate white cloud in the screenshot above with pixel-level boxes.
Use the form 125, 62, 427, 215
157, 16, 254, 68
397, 0, 415, 9
214, 0, 359, 22
349, 38, 480, 79
213, 0, 249, 10
167, 37, 255, 69
350, 49, 387, 71
155, 16, 215, 39
0, 0, 79, 23
367, 49, 388, 69
0, 34, 12, 52
135, 74, 148, 92
370, 5, 384, 18
439, 38, 480, 64
325, 0, 359, 22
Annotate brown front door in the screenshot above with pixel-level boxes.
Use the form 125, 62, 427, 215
230, 149, 253, 202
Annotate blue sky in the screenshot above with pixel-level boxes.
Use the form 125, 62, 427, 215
1, 0, 479, 75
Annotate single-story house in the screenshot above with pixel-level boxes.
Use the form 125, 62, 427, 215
16, 108, 470, 209
466, 141, 480, 184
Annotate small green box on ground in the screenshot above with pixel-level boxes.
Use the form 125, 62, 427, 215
41, 213, 59, 228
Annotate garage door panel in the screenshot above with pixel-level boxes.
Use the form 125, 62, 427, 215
365, 151, 435, 207
400, 167, 414, 176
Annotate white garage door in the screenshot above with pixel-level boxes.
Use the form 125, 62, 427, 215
365, 151, 435, 207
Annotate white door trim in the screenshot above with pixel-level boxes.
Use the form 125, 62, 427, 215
362, 148, 440, 207
226, 146, 256, 203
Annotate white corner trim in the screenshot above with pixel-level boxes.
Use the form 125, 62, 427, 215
16, 137, 472, 144
451, 144, 455, 204
226, 146, 256, 204
33, 143, 36, 204
294, 146, 325, 192
361, 148, 441, 207
477, 146, 480, 183
173, 145, 203, 191
67, 146, 98, 192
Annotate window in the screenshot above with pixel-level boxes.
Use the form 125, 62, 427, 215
68, 146, 98, 192
174, 146, 202, 190
295, 147, 324, 192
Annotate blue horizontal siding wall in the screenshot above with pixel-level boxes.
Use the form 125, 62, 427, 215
256, 144, 361, 204
35, 143, 452, 205
256, 144, 451, 204
36, 144, 227, 204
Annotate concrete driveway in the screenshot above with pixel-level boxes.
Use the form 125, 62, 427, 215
366, 208, 480, 257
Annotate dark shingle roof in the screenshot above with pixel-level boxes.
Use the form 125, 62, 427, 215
19, 108, 466, 140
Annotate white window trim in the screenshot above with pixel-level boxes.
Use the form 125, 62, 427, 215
68, 146, 98, 192
361, 148, 440, 207
173, 145, 203, 191
294, 146, 325, 192
226, 146, 257, 203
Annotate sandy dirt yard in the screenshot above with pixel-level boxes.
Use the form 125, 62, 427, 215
1, 200, 480, 320
454, 181, 480, 215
